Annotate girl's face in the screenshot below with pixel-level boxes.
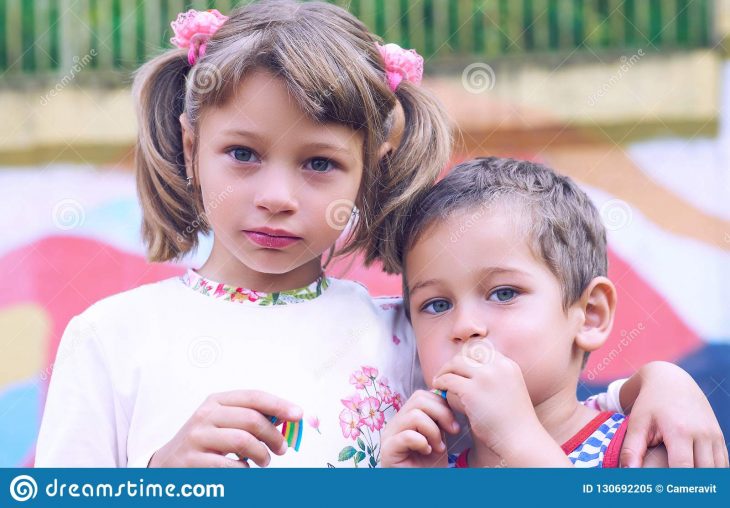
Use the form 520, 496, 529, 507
183, 70, 364, 288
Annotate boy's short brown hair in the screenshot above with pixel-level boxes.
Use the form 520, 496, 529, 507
399, 157, 608, 314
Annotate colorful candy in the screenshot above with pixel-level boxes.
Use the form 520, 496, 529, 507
431, 389, 447, 400
269, 416, 303, 452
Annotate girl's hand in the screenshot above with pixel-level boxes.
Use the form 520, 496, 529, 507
432, 344, 538, 457
148, 390, 303, 468
380, 390, 460, 468
619, 361, 728, 468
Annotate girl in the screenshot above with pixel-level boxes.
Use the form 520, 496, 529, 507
35, 0, 725, 468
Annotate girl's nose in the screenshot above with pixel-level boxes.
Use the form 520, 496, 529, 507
253, 166, 298, 214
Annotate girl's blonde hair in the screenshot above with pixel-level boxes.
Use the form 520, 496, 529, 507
132, 0, 452, 274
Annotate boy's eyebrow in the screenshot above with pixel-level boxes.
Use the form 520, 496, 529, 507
408, 278, 442, 296
478, 267, 531, 279
409, 267, 530, 296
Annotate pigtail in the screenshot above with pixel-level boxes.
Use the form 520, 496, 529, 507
132, 49, 206, 262
360, 82, 453, 274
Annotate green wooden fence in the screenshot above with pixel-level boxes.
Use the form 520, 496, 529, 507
0, 0, 715, 80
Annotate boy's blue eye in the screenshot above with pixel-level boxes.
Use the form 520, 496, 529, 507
308, 158, 334, 173
421, 299, 452, 315
489, 288, 518, 303
230, 148, 259, 163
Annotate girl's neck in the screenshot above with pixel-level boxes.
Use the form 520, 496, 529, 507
197, 246, 324, 293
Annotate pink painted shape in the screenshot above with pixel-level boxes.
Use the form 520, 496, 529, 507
0, 236, 182, 466
583, 248, 702, 382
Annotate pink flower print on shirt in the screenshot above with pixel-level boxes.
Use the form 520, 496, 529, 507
341, 394, 363, 414
391, 393, 404, 411
361, 366, 378, 379
359, 397, 385, 431
336, 366, 403, 467
349, 371, 370, 389
378, 378, 393, 404
392, 335, 401, 345
339, 409, 361, 440
209, 280, 262, 303
307, 415, 322, 435
230, 288, 262, 303
213, 283, 227, 298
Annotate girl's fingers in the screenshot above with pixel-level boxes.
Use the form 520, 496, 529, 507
694, 440, 715, 468
664, 434, 694, 468
401, 409, 446, 453
711, 431, 729, 467
411, 391, 460, 434
396, 429, 432, 456
200, 453, 250, 468
215, 390, 303, 421
202, 428, 271, 467
211, 406, 288, 455
619, 417, 650, 468
711, 440, 728, 468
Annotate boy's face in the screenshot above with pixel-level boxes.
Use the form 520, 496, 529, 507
405, 205, 587, 405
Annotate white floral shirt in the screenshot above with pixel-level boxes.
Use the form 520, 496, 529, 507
35, 271, 416, 468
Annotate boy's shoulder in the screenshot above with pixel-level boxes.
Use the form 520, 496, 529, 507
328, 277, 405, 312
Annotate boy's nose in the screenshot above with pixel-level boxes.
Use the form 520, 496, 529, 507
450, 306, 488, 343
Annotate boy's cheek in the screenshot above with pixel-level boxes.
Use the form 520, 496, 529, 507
416, 339, 459, 387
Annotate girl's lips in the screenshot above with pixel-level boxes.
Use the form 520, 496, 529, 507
243, 230, 301, 249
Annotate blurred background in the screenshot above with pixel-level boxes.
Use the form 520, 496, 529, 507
1, 0, 729, 467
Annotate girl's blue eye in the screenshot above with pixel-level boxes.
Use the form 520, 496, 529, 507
421, 299, 452, 315
489, 288, 518, 303
230, 148, 259, 163
308, 158, 334, 173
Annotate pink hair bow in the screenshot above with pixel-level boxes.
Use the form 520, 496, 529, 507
376, 42, 424, 92
170, 9, 229, 66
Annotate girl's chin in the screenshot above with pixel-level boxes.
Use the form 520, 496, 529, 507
239, 253, 318, 276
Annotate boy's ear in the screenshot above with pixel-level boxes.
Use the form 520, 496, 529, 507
179, 113, 194, 179
574, 276, 617, 353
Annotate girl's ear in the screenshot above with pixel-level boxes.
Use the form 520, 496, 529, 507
179, 113, 194, 178
574, 276, 617, 353
377, 101, 405, 160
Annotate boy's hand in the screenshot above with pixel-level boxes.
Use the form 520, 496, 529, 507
148, 390, 302, 468
619, 361, 728, 467
431, 340, 539, 457
380, 390, 460, 468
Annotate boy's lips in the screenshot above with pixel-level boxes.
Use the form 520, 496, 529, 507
243, 228, 302, 249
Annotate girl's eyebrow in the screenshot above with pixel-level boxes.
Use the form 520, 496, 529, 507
220, 128, 265, 143
301, 141, 354, 154
220, 130, 354, 156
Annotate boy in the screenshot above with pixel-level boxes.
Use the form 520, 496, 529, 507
381, 157, 670, 467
